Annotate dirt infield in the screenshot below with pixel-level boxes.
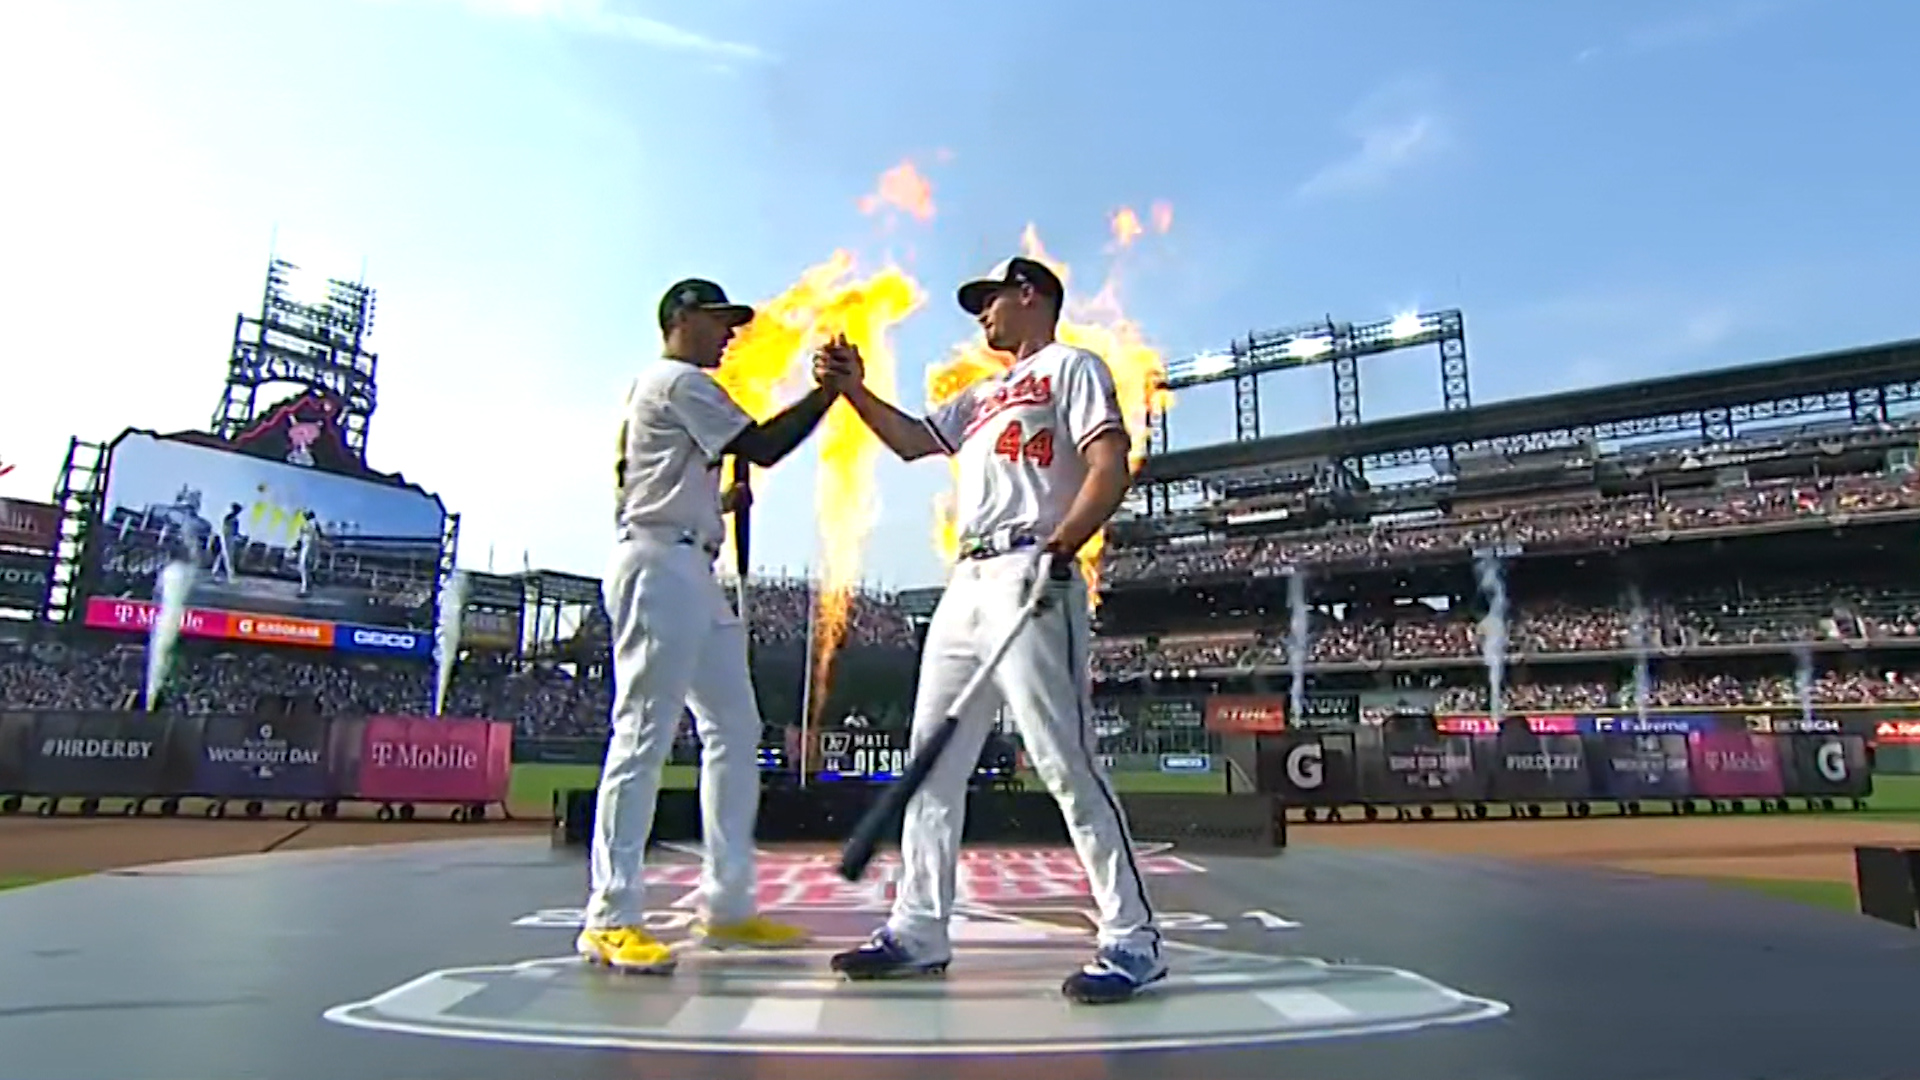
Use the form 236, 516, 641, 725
0, 817, 545, 879
4, 810, 1915, 886
1296, 815, 1920, 883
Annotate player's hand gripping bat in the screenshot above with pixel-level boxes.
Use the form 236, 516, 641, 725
836, 548, 1072, 882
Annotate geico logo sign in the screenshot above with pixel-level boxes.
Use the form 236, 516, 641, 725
353, 629, 418, 650
1816, 741, 1850, 782
1284, 742, 1324, 788
370, 741, 478, 770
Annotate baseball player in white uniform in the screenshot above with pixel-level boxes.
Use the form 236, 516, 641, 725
813, 257, 1165, 1004
578, 278, 836, 974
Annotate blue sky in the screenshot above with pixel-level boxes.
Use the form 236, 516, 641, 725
3, 0, 1917, 589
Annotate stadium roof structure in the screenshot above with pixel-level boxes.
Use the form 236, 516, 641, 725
1140, 335, 1920, 484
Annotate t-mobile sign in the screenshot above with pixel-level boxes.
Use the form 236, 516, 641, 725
350, 715, 512, 804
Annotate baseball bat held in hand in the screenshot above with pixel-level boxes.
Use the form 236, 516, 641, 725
836, 550, 1069, 881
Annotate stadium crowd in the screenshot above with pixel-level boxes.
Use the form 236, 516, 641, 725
1094, 585, 1920, 676
741, 578, 917, 648
1105, 471, 1920, 584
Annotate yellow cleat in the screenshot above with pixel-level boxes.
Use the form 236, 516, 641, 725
576, 926, 677, 974
694, 915, 812, 950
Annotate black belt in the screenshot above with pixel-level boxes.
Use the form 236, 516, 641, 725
957, 530, 1037, 560
621, 525, 722, 559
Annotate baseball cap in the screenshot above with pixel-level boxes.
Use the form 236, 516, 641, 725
658, 278, 755, 330
956, 256, 1065, 316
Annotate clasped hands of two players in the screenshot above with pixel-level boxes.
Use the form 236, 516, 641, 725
813, 336, 1075, 600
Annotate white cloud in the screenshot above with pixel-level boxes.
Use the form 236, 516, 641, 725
1577, 1, 1789, 65
1296, 112, 1444, 201
391, 0, 770, 63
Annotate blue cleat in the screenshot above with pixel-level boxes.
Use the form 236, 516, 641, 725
829, 929, 951, 981
1062, 944, 1168, 1004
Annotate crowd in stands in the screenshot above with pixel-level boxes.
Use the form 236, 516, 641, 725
1435, 667, 1920, 712
1093, 585, 1920, 678
741, 578, 917, 648
1105, 471, 1920, 584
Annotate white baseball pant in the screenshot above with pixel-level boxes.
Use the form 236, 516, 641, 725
886, 550, 1161, 958
585, 529, 764, 929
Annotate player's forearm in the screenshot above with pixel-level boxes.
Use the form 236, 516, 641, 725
841, 383, 941, 461
728, 386, 837, 468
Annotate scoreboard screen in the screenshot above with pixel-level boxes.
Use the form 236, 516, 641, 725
819, 729, 910, 780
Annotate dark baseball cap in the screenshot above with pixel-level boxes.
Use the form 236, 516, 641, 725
658, 278, 755, 330
957, 256, 1065, 316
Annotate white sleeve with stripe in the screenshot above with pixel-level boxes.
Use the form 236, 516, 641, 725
924, 386, 976, 455
1060, 349, 1128, 453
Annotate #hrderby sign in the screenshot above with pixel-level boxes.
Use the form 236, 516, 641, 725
21, 711, 188, 797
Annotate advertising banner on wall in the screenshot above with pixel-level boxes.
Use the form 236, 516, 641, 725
0, 712, 30, 792
1364, 728, 1487, 803
20, 712, 189, 797
1205, 695, 1287, 734
0, 549, 51, 609
0, 498, 59, 553
348, 716, 513, 804
1778, 733, 1870, 797
1292, 694, 1360, 729
1131, 698, 1205, 730
1485, 723, 1592, 802
1596, 733, 1694, 799
1256, 732, 1360, 804
1687, 730, 1784, 798
192, 715, 338, 800
86, 431, 446, 632
460, 608, 522, 651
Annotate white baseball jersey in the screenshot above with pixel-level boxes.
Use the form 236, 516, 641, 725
613, 358, 754, 546
923, 342, 1127, 545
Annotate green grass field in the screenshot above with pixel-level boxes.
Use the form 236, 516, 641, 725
507, 761, 1229, 817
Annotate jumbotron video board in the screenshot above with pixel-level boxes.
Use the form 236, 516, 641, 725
80, 430, 447, 657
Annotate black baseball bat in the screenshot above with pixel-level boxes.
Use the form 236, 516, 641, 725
730, 456, 751, 621
836, 551, 1067, 882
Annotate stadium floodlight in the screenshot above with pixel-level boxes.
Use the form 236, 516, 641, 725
1160, 309, 1463, 391
1138, 307, 1471, 515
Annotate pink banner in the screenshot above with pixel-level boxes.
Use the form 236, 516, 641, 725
1687, 730, 1783, 797
351, 715, 512, 804
84, 596, 232, 639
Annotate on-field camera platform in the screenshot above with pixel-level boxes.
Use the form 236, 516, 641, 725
2, 834, 1918, 1080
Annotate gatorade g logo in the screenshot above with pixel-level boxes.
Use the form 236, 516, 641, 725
1816, 741, 1849, 783
1285, 742, 1324, 789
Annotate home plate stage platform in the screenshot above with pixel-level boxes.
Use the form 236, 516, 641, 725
3, 833, 1920, 1080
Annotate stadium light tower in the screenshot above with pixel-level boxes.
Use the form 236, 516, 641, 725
1157, 308, 1469, 444
1142, 309, 1469, 512
210, 256, 380, 463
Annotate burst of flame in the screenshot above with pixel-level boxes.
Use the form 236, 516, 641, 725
857, 158, 937, 223
713, 252, 923, 724
1149, 200, 1173, 234
926, 209, 1174, 604
1110, 207, 1144, 249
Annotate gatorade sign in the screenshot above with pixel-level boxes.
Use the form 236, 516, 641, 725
1256, 733, 1357, 804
